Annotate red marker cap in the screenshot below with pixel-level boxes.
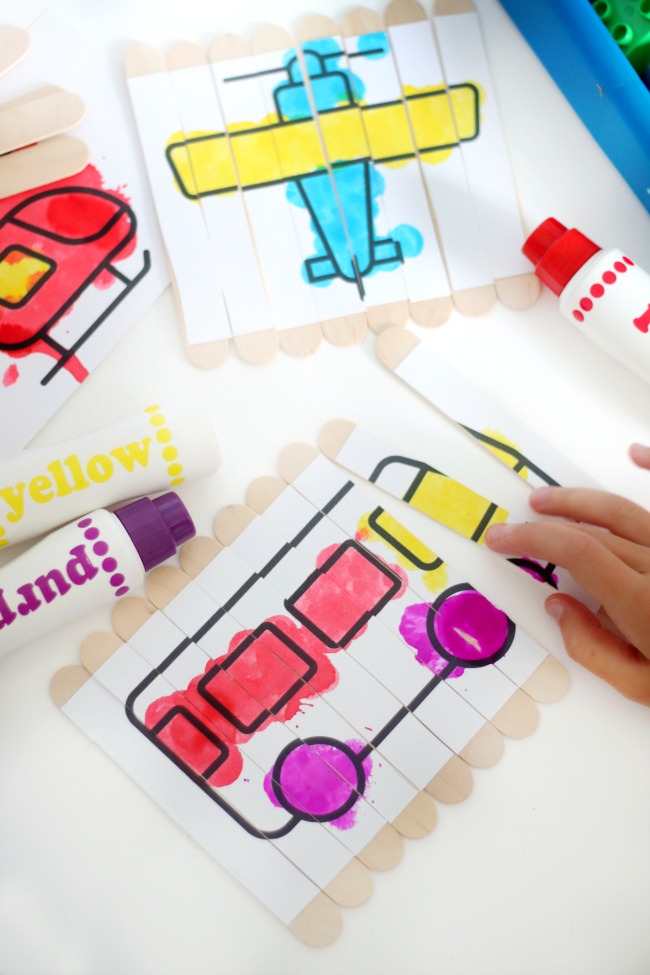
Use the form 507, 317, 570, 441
523, 218, 601, 295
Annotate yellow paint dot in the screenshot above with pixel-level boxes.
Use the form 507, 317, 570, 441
149, 414, 165, 428
156, 429, 172, 444
162, 446, 178, 462
170, 477, 185, 487
167, 463, 183, 478
144, 405, 160, 413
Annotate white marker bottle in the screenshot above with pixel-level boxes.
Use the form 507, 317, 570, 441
0, 492, 195, 659
523, 218, 650, 384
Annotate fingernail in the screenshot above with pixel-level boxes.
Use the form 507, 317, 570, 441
485, 523, 513, 546
545, 598, 565, 622
530, 487, 551, 508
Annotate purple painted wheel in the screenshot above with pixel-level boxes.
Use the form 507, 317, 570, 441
270, 736, 366, 822
425, 584, 515, 668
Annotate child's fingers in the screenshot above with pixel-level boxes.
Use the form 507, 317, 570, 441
568, 522, 650, 573
529, 486, 650, 547
629, 443, 650, 471
486, 520, 650, 650
546, 595, 650, 705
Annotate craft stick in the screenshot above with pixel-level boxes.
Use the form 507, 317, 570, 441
237, 483, 478, 800
384, 0, 496, 316
338, 7, 453, 328
211, 32, 323, 359
278, 443, 546, 738
431, 0, 539, 309
125, 43, 230, 363
0, 135, 89, 199
81, 621, 373, 911
212, 503, 452, 819
0, 89, 85, 154
296, 14, 410, 335
50, 664, 338, 942
0, 25, 29, 76
166, 42, 278, 366
244, 472, 508, 766
375, 327, 600, 490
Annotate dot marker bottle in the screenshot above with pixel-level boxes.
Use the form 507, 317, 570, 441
523, 218, 650, 384
0, 492, 195, 659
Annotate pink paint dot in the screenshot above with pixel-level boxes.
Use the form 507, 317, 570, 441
623, 256, 634, 266
603, 270, 616, 284
93, 541, 109, 557
590, 283, 605, 298
78, 518, 92, 528
84, 527, 100, 541
428, 587, 514, 666
269, 739, 364, 819
579, 297, 593, 311
115, 586, 129, 597
102, 557, 118, 573
110, 574, 125, 588
614, 261, 627, 273
573, 310, 585, 322
2, 364, 19, 387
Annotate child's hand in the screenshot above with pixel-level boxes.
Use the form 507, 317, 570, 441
485, 444, 650, 705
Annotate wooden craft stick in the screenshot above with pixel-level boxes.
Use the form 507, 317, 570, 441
375, 327, 599, 490
0, 135, 89, 199
0, 89, 85, 154
212, 31, 323, 359
0, 25, 29, 76
125, 43, 230, 365
50, 660, 341, 944
278, 442, 547, 739
384, 0, 496, 316
245, 471, 506, 770
339, 6, 453, 329
166, 42, 278, 366
296, 14, 409, 337
431, 0, 540, 309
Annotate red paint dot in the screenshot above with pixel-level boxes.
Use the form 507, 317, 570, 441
603, 271, 616, 284
614, 261, 627, 273
590, 283, 605, 298
573, 310, 584, 322
579, 297, 593, 311
623, 256, 634, 266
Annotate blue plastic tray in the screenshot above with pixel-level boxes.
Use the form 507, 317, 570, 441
497, 0, 650, 213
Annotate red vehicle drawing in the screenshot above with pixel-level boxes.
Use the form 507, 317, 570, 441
0, 180, 150, 385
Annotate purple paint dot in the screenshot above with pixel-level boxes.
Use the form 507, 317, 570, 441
84, 527, 100, 541
115, 586, 129, 597
102, 558, 118, 573
430, 588, 512, 665
78, 518, 92, 528
269, 740, 362, 819
110, 574, 125, 588
93, 541, 109, 557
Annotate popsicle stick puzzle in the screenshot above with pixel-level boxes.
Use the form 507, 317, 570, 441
0, 12, 167, 456
125, 0, 538, 367
51, 412, 575, 945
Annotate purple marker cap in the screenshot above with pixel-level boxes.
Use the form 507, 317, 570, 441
114, 492, 196, 571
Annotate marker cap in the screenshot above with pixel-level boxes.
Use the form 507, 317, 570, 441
523, 218, 601, 295
114, 492, 195, 570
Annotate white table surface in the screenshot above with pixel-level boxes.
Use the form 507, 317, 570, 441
1, 2, 649, 974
